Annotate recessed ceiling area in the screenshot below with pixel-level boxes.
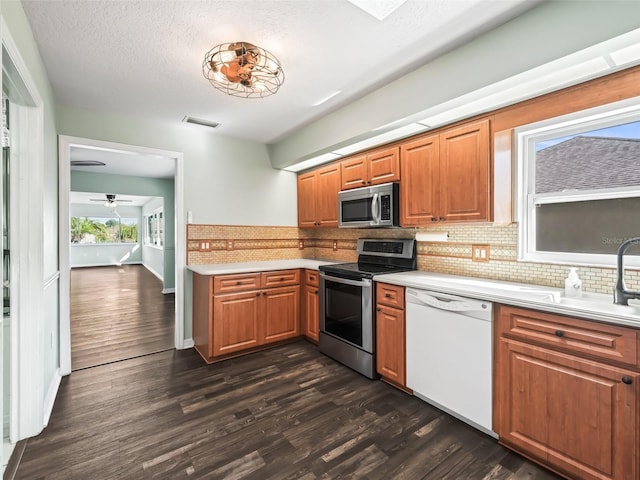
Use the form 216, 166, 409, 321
21, 0, 541, 144
70, 146, 175, 179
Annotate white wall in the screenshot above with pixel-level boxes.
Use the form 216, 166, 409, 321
69, 204, 143, 267
2, 0, 61, 442
269, 0, 640, 168
56, 108, 298, 227
141, 197, 164, 282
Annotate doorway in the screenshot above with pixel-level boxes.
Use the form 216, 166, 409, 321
58, 136, 186, 377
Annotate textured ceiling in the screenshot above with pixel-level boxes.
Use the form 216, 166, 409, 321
22, 0, 539, 144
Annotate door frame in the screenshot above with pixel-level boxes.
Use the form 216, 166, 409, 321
2, 15, 47, 445
58, 136, 187, 376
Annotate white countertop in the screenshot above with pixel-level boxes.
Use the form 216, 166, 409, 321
187, 259, 337, 276
375, 271, 640, 329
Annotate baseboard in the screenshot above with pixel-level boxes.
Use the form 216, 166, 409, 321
70, 261, 142, 268
179, 338, 195, 349
43, 369, 61, 428
143, 263, 164, 282
162, 288, 175, 294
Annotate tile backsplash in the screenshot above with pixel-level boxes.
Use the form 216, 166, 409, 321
187, 223, 639, 294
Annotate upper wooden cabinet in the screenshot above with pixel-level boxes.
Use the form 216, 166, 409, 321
400, 119, 490, 226
341, 146, 400, 190
297, 163, 341, 228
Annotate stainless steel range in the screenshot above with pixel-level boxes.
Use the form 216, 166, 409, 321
318, 238, 416, 378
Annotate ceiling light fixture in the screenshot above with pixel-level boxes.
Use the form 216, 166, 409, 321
202, 42, 284, 98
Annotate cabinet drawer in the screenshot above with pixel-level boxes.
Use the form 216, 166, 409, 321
261, 269, 300, 288
376, 283, 405, 309
497, 305, 638, 367
213, 273, 261, 294
305, 269, 318, 287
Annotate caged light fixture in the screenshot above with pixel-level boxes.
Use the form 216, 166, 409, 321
202, 41, 284, 98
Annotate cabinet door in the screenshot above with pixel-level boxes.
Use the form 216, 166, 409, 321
439, 119, 490, 222
340, 154, 368, 190
316, 163, 341, 227
400, 134, 439, 226
303, 284, 319, 342
263, 285, 300, 343
213, 291, 261, 356
495, 338, 639, 480
368, 146, 400, 186
297, 171, 317, 228
376, 304, 406, 386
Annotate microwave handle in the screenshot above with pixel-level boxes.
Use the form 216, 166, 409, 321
371, 193, 380, 224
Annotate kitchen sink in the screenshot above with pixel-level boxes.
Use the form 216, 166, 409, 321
551, 292, 640, 316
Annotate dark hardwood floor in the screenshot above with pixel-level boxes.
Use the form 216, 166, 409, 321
16, 341, 562, 479
70, 265, 175, 371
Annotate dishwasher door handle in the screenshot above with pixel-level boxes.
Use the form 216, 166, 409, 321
406, 289, 490, 313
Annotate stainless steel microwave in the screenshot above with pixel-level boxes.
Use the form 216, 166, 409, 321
338, 182, 400, 228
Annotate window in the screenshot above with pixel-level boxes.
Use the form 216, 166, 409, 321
516, 98, 640, 268
70, 216, 138, 244
144, 208, 164, 248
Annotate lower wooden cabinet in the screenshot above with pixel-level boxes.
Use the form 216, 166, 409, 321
375, 283, 407, 389
302, 269, 319, 342
193, 269, 301, 363
263, 286, 300, 343
494, 305, 640, 480
213, 290, 261, 356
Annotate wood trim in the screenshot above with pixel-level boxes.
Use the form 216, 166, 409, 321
492, 64, 640, 132
493, 129, 513, 225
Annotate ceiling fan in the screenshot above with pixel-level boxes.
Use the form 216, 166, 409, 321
89, 194, 132, 207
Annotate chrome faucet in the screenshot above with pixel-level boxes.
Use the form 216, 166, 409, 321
614, 237, 640, 305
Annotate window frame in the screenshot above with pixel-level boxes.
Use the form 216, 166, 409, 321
143, 207, 164, 249
70, 215, 139, 245
515, 96, 640, 268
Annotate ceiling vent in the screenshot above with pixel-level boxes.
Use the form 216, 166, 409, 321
182, 116, 220, 128
70, 160, 106, 166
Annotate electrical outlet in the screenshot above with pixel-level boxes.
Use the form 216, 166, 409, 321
226, 239, 234, 251
199, 241, 211, 252
472, 244, 490, 262
298, 240, 304, 250
333, 240, 338, 251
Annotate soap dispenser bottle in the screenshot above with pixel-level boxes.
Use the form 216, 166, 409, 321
565, 268, 582, 298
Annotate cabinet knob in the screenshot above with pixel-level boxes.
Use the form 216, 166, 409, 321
314, 290, 318, 294
236, 281, 242, 285
554, 330, 565, 338
431, 218, 437, 222
622, 376, 633, 385
385, 293, 392, 298
256, 292, 260, 296
280, 277, 285, 281
439, 216, 445, 221
361, 180, 366, 184
262, 291, 267, 296
376, 307, 381, 312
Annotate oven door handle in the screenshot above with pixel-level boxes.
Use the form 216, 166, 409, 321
319, 272, 372, 287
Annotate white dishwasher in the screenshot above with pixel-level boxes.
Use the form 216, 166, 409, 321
406, 288, 496, 437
